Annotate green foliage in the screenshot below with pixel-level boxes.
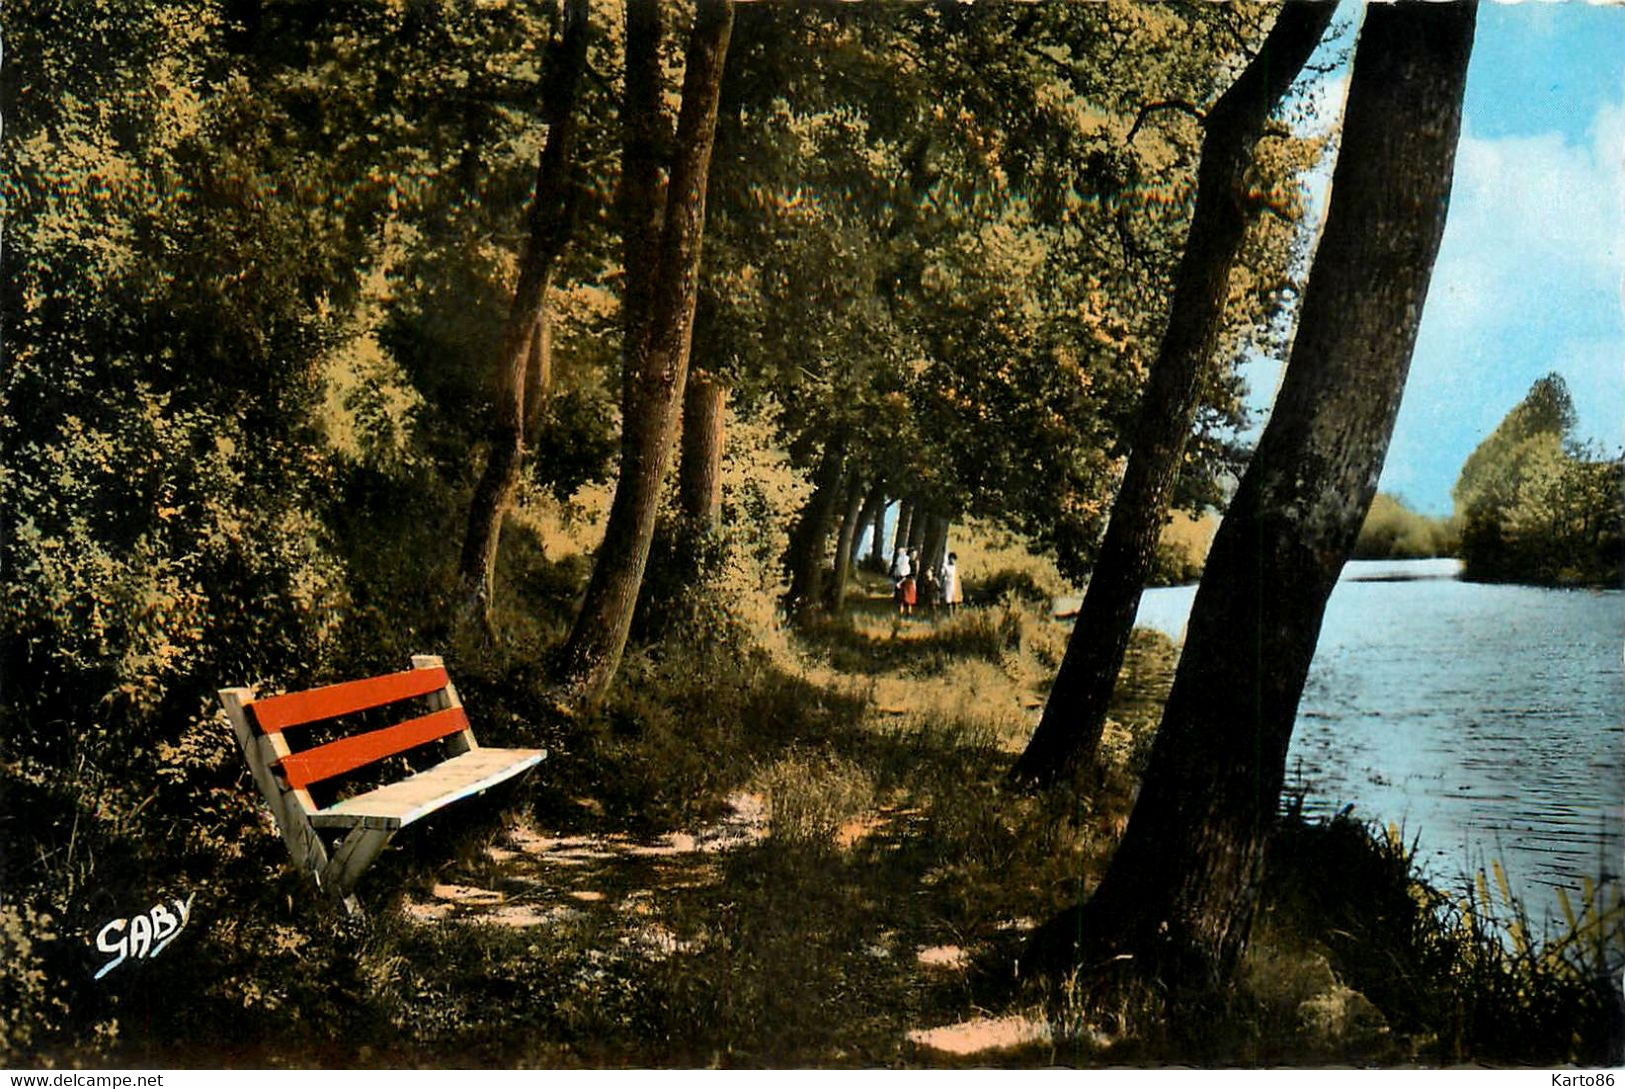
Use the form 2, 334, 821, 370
698, 3, 1309, 583
3, 1, 363, 767
630, 516, 744, 649
1451, 375, 1623, 584
1352, 493, 1458, 560
1453, 373, 1578, 512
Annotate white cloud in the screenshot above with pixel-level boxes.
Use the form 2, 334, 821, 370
1380, 76, 1625, 509
1414, 85, 1623, 403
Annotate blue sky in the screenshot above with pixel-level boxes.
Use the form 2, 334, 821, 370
1257, 0, 1625, 516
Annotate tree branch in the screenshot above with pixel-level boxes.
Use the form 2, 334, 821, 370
1127, 99, 1206, 143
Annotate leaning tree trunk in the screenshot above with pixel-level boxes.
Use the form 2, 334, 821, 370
1026, 0, 1475, 987
457, 0, 590, 629
830, 471, 867, 614
679, 369, 727, 527
1011, 1, 1335, 787
554, 0, 734, 707
783, 436, 847, 617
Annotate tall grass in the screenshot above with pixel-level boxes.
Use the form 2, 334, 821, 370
1261, 805, 1624, 1065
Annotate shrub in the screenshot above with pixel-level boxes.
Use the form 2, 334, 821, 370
968, 568, 1051, 607
1353, 493, 1456, 560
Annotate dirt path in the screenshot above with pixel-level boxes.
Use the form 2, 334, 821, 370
401, 791, 770, 937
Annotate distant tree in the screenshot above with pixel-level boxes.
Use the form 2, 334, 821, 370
1353, 493, 1457, 559
678, 373, 728, 528
1027, 1, 1476, 986
830, 471, 868, 614
1011, 2, 1336, 788
1453, 372, 1577, 514
782, 433, 849, 616
554, 0, 735, 706
1454, 375, 1622, 584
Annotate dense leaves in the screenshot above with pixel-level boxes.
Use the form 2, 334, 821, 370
1453, 375, 1623, 585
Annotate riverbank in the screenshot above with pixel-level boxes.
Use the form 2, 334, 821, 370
9, 571, 1620, 1068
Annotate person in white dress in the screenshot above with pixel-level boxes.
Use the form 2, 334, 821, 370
940, 552, 962, 617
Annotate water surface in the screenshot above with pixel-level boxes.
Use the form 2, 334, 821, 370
1128, 558, 1623, 927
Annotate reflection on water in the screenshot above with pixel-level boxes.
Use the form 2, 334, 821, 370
1127, 557, 1623, 926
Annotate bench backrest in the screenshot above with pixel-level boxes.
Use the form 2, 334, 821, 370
220, 655, 476, 826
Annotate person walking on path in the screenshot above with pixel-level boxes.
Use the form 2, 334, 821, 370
900, 547, 921, 618
940, 552, 962, 618
891, 547, 913, 616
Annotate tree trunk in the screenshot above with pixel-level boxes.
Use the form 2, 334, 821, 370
892, 500, 915, 560
867, 492, 891, 570
851, 483, 886, 569
1026, 1, 1475, 987
457, 0, 590, 629
831, 471, 866, 614
1011, 1, 1336, 787
679, 370, 727, 526
554, 0, 735, 706
907, 500, 928, 552
521, 312, 551, 446
921, 513, 949, 582
619, 0, 667, 379
783, 436, 847, 616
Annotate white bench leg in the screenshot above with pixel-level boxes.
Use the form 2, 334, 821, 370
321, 826, 395, 906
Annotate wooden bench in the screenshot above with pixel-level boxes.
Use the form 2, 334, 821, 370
219, 654, 544, 910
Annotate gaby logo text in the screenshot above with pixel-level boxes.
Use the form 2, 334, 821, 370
93, 894, 195, 980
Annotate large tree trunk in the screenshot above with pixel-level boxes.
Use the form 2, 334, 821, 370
1011, 1, 1335, 787
783, 437, 847, 616
1027, 1, 1475, 987
830, 471, 866, 614
457, 0, 590, 629
554, 0, 735, 706
679, 370, 727, 526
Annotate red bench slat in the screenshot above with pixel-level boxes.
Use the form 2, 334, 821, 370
250, 667, 450, 734
278, 706, 470, 790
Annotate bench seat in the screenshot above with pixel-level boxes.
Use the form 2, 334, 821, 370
311, 746, 545, 831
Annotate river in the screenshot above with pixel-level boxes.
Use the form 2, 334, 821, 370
1120, 557, 1623, 929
